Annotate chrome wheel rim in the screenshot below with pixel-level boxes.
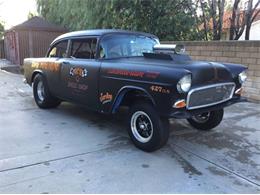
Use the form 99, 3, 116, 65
192, 112, 210, 123
131, 111, 153, 143
37, 81, 45, 102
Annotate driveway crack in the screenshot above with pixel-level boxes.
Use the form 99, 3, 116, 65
170, 143, 260, 188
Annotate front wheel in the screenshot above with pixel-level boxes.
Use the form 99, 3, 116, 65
187, 109, 224, 131
127, 102, 169, 152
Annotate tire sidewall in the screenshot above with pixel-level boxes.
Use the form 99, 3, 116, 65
33, 74, 60, 108
127, 102, 169, 152
33, 74, 47, 107
188, 109, 224, 131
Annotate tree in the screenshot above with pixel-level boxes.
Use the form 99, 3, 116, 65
198, 0, 211, 40
229, 0, 244, 40
245, 0, 260, 40
36, 0, 201, 41
198, 0, 225, 40
27, 11, 38, 19
229, 0, 260, 40
0, 21, 4, 39
0, 1, 4, 39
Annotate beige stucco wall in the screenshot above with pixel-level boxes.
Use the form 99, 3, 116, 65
162, 41, 260, 102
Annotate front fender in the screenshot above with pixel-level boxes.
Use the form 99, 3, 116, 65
111, 86, 156, 113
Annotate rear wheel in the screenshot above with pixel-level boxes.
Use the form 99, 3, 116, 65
187, 109, 224, 131
127, 102, 169, 152
33, 74, 61, 109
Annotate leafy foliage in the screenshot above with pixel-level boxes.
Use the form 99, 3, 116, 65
0, 20, 4, 39
36, 0, 201, 41
196, 0, 226, 40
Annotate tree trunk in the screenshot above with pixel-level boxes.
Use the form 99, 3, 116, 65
244, 0, 253, 40
229, 0, 240, 40
217, 0, 225, 40
209, 0, 225, 40
200, 0, 209, 40
245, 23, 251, 40
210, 0, 219, 40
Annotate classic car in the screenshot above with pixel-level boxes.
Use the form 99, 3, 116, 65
23, 29, 247, 152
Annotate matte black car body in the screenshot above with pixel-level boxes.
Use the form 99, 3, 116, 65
24, 29, 246, 118
23, 29, 247, 151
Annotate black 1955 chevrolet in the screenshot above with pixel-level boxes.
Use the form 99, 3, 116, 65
23, 29, 247, 152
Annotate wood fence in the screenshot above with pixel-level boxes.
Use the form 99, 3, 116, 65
0, 40, 4, 58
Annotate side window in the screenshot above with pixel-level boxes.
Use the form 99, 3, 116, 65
48, 40, 68, 58
99, 43, 128, 59
70, 38, 97, 59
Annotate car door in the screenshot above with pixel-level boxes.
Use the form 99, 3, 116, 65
59, 37, 100, 110
45, 39, 69, 98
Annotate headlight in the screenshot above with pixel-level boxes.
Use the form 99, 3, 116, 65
238, 71, 247, 84
177, 74, 191, 93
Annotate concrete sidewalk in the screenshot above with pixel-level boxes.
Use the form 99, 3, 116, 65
0, 70, 259, 193
0, 59, 21, 74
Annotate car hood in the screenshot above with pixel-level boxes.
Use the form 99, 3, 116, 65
105, 57, 236, 86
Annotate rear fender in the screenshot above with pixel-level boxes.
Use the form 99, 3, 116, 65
30, 69, 46, 85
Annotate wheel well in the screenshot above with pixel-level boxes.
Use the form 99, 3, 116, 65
31, 71, 42, 84
111, 88, 155, 113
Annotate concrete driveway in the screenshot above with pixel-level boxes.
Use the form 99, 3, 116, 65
0, 70, 259, 193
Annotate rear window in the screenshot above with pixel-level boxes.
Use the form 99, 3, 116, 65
48, 40, 68, 58
70, 38, 97, 59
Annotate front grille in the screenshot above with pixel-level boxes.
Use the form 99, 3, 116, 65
186, 83, 235, 110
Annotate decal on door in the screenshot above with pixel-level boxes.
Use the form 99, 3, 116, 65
69, 67, 88, 82
67, 67, 88, 93
67, 81, 88, 91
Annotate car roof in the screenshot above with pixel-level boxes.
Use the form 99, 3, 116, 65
51, 29, 158, 44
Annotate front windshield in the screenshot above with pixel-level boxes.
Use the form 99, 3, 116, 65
99, 34, 158, 59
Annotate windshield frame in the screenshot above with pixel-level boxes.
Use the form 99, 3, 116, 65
97, 32, 159, 60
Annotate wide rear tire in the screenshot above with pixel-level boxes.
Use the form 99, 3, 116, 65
33, 74, 61, 109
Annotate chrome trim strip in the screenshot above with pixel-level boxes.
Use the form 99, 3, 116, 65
186, 82, 236, 110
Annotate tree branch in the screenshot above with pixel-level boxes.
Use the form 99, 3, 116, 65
252, 0, 260, 12
251, 6, 260, 23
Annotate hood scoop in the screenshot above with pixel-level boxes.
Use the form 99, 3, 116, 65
143, 52, 173, 60
153, 44, 185, 53
143, 44, 191, 61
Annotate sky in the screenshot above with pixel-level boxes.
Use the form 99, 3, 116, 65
0, 0, 37, 29
0, 0, 259, 30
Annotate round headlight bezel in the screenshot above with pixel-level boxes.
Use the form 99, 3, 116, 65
177, 74, 192, 93
238, 70, 247, 84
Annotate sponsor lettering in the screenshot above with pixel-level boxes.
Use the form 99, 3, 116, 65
145, 71, 160, 79
150, 85, 170, 94
100, 92, 113, 104
107, 69, 144, 78
107, 69, 160, 79
67, 81, 88, 91
31, 62, 60, 72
